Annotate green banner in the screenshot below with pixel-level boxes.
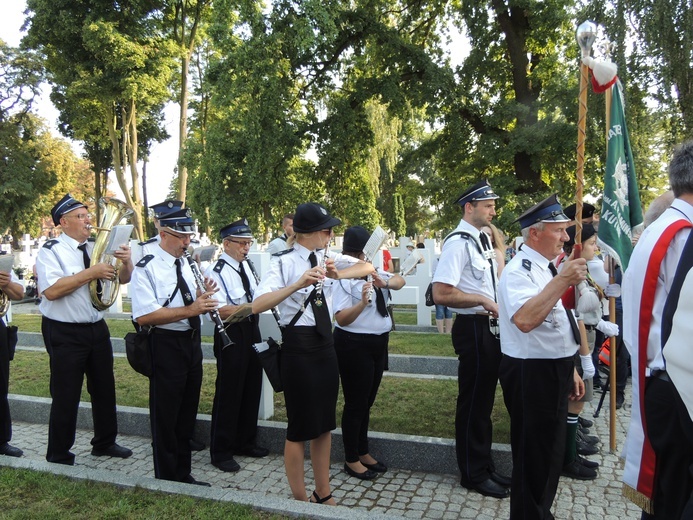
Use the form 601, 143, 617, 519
597, 80, 644, 271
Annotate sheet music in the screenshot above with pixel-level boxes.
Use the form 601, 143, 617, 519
105, 225, 134, 254
0, 255, 14, 273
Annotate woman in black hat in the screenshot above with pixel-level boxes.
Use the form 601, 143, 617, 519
252, 203, 375, 505
333, 226, 406, 481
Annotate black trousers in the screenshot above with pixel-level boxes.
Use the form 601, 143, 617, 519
0, 321, 12, 445
334, 327, 388, 462
41, 317, 117, 465
644, 377, 693, 520
452, 315, 502, 485
500, 355, 574, 520
149, 329, 203, 482
210, 319, 262, 464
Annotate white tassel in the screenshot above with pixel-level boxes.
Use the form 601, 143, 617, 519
577, 283, 601, 314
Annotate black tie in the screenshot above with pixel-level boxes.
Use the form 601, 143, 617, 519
309, 252, 332, 338
176, 258, 201, 331
238, 262, 253, 303
374, 287, 389, 317
548, 262, 581, 344
479, 231, 492, 252
78, 243, 102, 300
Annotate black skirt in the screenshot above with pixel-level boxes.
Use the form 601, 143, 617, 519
281, 326, 339, 442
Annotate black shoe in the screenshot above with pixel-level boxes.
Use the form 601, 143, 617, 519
0, 443, 23, 457
578, 416, 593, 429
189, 439, 205, 451
91, 443, 132, 459
362, 460, 387, 473
562, 460, 597, 480
616, 393, 625, 409
212, 458, 241, 472
462, 478, 510, 499
577, 441, 599, 456
238, 446, 269, 458
490, 471, 512, 487
577, 429, 600, 445
181, 475, 211, 487
578, 423, 590, 434
344, 463, 378, 480
576, 455, 600, 469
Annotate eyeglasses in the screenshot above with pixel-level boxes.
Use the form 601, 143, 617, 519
228, 239, 254, 247
63, 213, 93, 221
163, 229, 195, 241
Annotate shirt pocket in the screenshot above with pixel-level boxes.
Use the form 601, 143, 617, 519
228, 286, 247, 304
155, 278, 179, 306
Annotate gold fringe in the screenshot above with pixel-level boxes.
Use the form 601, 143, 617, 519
622, 484, 654, 515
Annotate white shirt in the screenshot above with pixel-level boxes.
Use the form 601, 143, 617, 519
266, 235, 289, 255
131, 245, 200, 331
498, 244, 580, 359
1, 270, 20, 326
333, 268, 393, 335
253, 242, 358, 327
205, 252, 258, 306
623, 199, 693, 372
36, 233, 103, 323
431, 219, 497, 315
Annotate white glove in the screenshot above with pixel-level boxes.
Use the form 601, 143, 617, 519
596, 319, 619, 337
604, 283, 621, 298
580, 354, 596, 380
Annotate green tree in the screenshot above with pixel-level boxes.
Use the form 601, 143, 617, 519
23, 0, 178, 240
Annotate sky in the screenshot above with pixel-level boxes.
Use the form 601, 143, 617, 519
1, 1, 178, 206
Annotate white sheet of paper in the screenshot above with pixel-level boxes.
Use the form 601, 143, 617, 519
0, 255, 14, 273
105, 225, 134, 254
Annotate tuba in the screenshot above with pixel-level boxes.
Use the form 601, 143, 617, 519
89, 197, 134, 310
0, 290, 8, 318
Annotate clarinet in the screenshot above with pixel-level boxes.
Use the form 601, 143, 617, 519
244, 256, 281, 324
183, 251, 234, 349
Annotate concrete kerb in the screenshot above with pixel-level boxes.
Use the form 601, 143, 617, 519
0, 456, 400, 520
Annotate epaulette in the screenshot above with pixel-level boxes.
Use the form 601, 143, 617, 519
272, 248, 295, 257
138, 237, 158, 246
42, 240, 59, 250
213, 259, 227, 273
522, 259, 532, 271
136, 254, 155, 267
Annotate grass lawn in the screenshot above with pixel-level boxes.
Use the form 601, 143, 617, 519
0, 468, 287, 519
8, 312, 510, 442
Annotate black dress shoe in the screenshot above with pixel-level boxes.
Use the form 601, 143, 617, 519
238, 446, 269, 458
189, 439, 205, 451
576, 455, 600, 469
344, 463, 378, 480
212, 458, 241, 472
562, 460, 597, 480
490, 471, 512, 487
362, 460, 387, 473
578, 416, 594, 428
462, 478, 510, 499
181, 475, 211, 487
91, 443, 133, 459
577, 441, 599, 456
0, 443, 23, 457
616, 392, 625, 409
577, 429, 600, 445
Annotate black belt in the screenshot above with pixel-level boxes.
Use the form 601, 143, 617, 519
152, 328, 198, 338
456, 314, 491, 321
585, 325, 596, 331
650, 369, 671, 382
43, 317, 105, 328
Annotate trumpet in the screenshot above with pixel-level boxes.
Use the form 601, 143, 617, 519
183, 250, 234, 349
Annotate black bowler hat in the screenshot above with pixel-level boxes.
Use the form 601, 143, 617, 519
150, 200, 184, 219
51, 193, 86, 226
220, 218, 253, 240
343, 226, 370, 253
563, 202, 596, 221
514, 194, 570, 229
158, 208, 196, 234
565, 223, 596, 247
293, 202, 342, 233
454, 180, 500, 207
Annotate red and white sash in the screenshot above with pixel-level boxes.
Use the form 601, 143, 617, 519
622, 216, 692, 512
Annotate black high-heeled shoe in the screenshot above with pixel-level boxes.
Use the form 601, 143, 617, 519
310, 490, 334, 504
362, 460, 387, 473
343, 462, 378, 480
